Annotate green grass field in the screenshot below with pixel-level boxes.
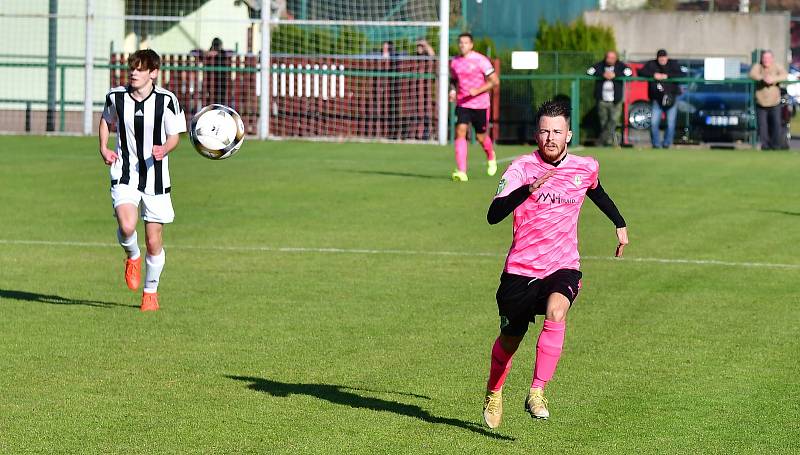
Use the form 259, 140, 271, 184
1, 136, 798, 454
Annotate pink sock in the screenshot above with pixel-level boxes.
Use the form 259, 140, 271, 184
531, 320, 566, 390
487, 337, 514, 392
454, 138, 468, 173
481, 136, 496, 161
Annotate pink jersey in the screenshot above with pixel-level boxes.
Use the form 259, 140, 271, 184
450, 51, 495, 109
494, 151, 600, 279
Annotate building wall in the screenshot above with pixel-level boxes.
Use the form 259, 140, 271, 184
584, 10, 791, 63
0, 0, 253, 121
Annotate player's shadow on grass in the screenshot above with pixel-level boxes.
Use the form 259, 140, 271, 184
348, 170, 442, 179
0, 289, 137, 309
759, 209, 800, 216
227, 375, 513, 441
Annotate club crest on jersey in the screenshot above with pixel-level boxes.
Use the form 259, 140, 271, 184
573, 175, 582, 187
495, 178, 507, 196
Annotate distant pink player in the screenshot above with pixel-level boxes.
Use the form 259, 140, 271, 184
481, 100, 629, 428
449, 33, 499, 182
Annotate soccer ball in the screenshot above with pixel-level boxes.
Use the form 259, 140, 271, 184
189, 104, 245, 160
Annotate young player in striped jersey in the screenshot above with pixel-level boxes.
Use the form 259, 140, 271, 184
481, 100, 629, 428
449, 33, 499, 182
98, 49, 187, 311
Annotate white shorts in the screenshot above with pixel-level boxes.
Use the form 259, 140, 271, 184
111, 184, 175, 224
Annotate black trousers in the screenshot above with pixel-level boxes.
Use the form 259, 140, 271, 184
756, 105, 785, 149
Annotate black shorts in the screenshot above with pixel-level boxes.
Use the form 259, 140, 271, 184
455, 106, 488, 134
495, 269, 582, 337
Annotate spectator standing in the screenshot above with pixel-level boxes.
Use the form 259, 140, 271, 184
749, 50, 788, 150
638, 49, 685, 149
207, 37, 230, 105
587, 51, 632, 147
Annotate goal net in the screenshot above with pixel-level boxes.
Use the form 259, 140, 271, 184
0, 0, 448, 143
267, 1, 446, 142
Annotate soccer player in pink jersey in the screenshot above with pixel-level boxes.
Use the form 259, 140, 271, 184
481, 100, 629, 428
449, 33, 499, 182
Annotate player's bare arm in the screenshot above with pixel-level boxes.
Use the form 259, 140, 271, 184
152, 133, 181, 161
468, 72, 499, 97
448, 77, 457, 102
98, 117, 117, 165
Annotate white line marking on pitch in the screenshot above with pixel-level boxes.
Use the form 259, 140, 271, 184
1, 239, 798, 270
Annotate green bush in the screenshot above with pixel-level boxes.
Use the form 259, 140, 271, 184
533, 19, 618, 144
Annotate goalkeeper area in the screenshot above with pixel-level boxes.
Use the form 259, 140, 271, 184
1, 136, 798, 453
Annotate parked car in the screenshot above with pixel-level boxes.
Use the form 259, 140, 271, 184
622, 60, 762, 145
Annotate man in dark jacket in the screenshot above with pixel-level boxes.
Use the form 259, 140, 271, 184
587, 51, 632, 147
637, 49, 686, 148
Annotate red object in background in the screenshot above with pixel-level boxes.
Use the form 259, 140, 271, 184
621, 62, 650, 145
111, 52, 442, 140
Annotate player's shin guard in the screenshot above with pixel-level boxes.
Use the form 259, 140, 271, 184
455, 138, 468, 173
487, 337, 514, 392
143, 249, 165, 294
481, 136, 496, 161
117, 229, 140, 260
531, 320, 566, 390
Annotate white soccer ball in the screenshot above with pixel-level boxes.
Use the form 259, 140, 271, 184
189, 104, 245, 160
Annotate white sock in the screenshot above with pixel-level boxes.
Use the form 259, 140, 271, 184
143, 249, 165, 294
117, 229, 140, 260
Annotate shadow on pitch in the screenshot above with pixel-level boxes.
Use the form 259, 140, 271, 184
347, 170, 443, 180
226, 375, 514, 441
759, 209, 800, 217
0, 289, 138, 309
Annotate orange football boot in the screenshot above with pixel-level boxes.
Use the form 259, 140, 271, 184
140, 292, 159, 312
125, 257, 141, 290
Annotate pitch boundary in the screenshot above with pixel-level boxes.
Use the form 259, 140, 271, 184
1, 239, 798, 270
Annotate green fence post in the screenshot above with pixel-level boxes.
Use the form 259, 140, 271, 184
449, 101, 455, 143
59, 65, 65, 132
570, 78, 580, 145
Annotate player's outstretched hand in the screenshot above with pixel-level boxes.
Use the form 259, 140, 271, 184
529, 170, 556, 193
152, 145, 166, 161
100, 148, 117, 165
615, 227, 629, 257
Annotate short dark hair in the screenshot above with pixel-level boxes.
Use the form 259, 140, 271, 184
458, 32, 473, 42
536, 99, 571, 127
128, 49, 161, 71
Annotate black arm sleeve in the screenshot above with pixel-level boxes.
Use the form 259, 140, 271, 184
487, 184, 531, 225
586, 181, 626, 228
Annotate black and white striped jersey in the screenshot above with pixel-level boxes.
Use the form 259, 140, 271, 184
102, 85, 187, 195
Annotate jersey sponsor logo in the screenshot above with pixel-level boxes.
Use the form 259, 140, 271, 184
495, 178, 507, 195
535, 192, 577, 204
135, 110, 144, 116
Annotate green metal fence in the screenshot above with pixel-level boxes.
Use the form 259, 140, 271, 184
0, 59, 762, 146
495, 74, 758, 147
